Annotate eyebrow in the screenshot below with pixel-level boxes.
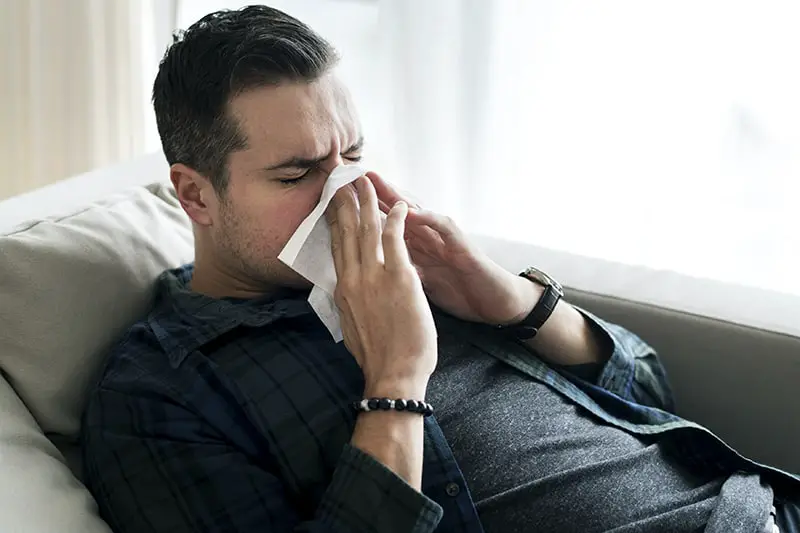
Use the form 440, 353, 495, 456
265, 136, 365, 171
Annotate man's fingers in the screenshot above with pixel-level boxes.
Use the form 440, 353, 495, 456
406, 208, 459, 240
378, 198, 392, 214
367, 171, 419, 210
355, 176, 384, 266
325, 201, 344, 274
382, 201, 412, 269
326, 185, 361, 269
406, 222, 445, 248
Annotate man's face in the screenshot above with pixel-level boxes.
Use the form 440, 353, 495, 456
211, 74, 363, 291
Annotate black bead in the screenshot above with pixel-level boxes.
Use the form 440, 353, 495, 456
424, 403, 434, 416
406, 399, 418, 412
378, 398, 392, 410
367, 398, 379, 410
395, 399, 407, 411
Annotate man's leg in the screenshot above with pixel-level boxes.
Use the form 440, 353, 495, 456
776, 496, 800, 533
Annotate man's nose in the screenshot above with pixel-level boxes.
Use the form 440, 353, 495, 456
320, 153, 346, 176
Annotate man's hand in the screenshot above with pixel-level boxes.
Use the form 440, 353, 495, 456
326, 176, 437, 491
367, 171, 610, 367
367, 171, 535, 326
325, 176, 438, 397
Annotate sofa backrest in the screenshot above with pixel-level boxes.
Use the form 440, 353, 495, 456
0, 152, 191, 532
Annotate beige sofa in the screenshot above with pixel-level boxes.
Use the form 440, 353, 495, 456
0, 153, 797, 532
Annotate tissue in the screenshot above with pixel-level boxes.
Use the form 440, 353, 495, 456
278, 164, 369, 342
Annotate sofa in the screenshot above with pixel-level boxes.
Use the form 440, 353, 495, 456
0, 152, 797, 532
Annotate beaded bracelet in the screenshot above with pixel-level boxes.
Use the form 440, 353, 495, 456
352, 398, 435, 417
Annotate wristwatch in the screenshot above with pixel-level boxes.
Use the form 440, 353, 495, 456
500, 266, 564, 340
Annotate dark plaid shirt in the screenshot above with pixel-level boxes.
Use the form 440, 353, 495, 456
82, 264, 799, 533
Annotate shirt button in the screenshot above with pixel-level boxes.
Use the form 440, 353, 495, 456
445, 482, 460, 497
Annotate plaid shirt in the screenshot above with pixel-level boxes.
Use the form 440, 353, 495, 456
82, 264, 799, 533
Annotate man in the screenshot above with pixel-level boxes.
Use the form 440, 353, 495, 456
81, 6, 799, 533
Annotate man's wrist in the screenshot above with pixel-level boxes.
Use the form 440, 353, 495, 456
364, 378, 429, 401
505, 274, 544, 326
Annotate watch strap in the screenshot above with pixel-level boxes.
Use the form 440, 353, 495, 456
502, 283, 562, 340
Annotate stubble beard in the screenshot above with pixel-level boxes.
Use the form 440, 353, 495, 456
217, 200, 312, 293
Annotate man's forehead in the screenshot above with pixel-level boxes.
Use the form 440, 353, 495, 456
229, 76, 359, 161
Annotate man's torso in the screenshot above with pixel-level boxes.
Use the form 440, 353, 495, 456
84, 266, 799, 532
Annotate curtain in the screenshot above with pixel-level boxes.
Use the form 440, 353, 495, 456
0, 0, 175, 200
373, 0, 800, 296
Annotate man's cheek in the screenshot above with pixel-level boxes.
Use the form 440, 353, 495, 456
278, 215, 309, 249
273, 188, 325, 246
292, 196, 324, 234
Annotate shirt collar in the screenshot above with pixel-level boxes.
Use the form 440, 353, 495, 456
147, 263, 314, 367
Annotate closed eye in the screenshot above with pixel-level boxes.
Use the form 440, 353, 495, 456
343, 136, 364, 163
277, 145, 363, 184
279, 168, 313, 185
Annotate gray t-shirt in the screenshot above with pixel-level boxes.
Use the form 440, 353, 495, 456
427, 325, 773, 533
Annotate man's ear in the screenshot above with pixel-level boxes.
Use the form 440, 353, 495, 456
170, 163, 217, 226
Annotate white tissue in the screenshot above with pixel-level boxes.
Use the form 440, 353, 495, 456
278, 164, 369, 342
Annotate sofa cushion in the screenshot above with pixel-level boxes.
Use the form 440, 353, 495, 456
0, 182, 193, 439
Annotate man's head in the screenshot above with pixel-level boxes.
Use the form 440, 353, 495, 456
154, 5, 363, 297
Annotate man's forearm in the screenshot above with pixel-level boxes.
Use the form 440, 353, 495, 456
351, 410, 425, 490
512, 276, 611, 366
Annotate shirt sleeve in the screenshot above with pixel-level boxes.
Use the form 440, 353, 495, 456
82, 385, 442, 533
557, 307, 676, 413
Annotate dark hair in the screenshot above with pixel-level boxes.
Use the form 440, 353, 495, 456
152, 5, 338, 193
